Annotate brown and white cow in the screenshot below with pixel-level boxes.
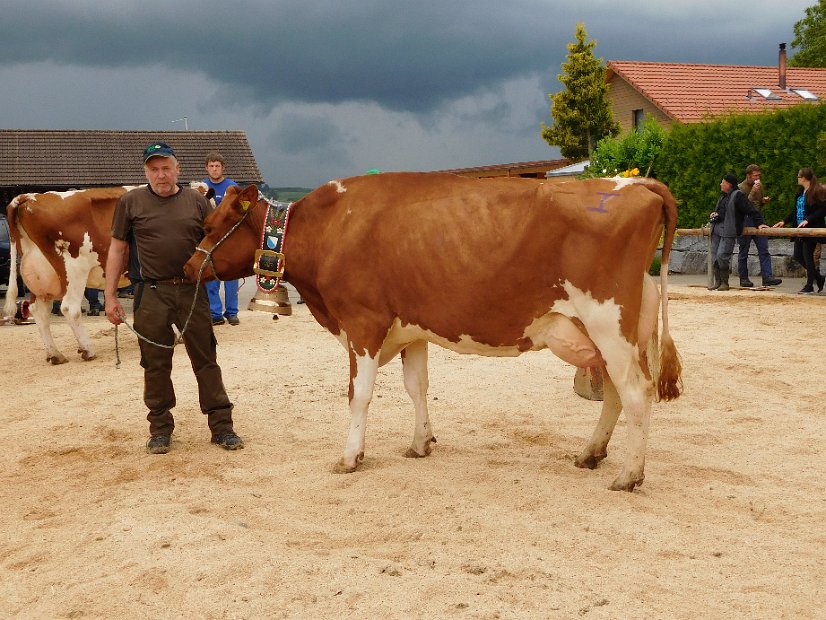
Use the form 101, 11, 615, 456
3, 187, 133, 363
3, 182, 213, 364
185, 174, 682, 491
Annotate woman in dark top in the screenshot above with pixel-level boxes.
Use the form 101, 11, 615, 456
773, 167, 826, 293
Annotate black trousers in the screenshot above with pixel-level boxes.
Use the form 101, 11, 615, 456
133, 282, 234, 437
793, 238, 822, 286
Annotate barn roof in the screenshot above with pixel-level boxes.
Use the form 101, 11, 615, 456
0, 129, 263, 187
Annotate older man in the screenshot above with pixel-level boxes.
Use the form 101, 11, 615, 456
708, 173, 770, 291
104, 142, 244, 454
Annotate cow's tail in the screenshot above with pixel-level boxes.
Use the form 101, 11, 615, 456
653, 182, 682, 402
3, 199, 22, 320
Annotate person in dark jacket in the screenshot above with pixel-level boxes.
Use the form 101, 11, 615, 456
708, 173, 769, 291
772, 167, 826, 294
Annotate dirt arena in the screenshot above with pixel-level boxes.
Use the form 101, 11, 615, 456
1, 279, 823, 619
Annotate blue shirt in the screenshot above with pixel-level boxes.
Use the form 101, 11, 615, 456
203, 177, 239, 206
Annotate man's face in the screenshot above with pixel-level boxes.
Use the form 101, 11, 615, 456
144, 156, 180, 196
206, 160, 225, 182
748, 170, 762, 184
720, 179, 731, 192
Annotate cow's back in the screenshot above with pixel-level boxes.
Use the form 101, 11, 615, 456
284, 173, 667, 350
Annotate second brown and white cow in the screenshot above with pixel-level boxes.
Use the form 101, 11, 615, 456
185, 174, 682, 491
3, 182, 213, 364
3, 187, 133, 363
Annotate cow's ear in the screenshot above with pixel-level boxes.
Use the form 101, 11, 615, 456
241, 184, 258, 200
225, 185, 239, 198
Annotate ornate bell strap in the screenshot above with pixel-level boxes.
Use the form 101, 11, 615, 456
255, 198, 292, 293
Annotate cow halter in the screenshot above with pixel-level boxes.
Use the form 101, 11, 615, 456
194, 197, 258, 278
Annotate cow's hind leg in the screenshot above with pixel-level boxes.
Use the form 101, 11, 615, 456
334, 350, 379, 473
575, 371, 621, 469
604, 362, 653, 492
29, 299, 67, 365
400, 340, 436, 458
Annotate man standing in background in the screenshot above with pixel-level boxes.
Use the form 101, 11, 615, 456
204, 152, 241, 325
737, 164, 782, 287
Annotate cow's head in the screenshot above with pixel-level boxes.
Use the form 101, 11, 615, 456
184, 183, 263, 283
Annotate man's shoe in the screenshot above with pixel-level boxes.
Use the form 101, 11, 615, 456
212, 317, 225, 326
762, 276, 782, 286
146, 434, 171, 454
227, 315, 240, 326
88, 307, 101, 316
211, 431, 244, 450
739, 278, 754, 287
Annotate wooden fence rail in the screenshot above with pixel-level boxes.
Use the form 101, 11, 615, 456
673, 227, 826, 288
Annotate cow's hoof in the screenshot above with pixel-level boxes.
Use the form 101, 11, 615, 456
404, 436, 436, 458
79, 349, 97, 361
609, 474, 644, 492
333, 452, 363, 473
404, 447, 428, 458
48, 354, 69, 365
574, 452, 606, 470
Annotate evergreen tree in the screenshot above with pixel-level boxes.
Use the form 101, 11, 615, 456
790, 0, 826, 67
541, 23, 618, 160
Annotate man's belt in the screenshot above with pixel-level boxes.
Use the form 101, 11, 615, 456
146, 277, 191, 286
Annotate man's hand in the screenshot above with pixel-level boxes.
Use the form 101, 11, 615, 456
105, 298, 126, 325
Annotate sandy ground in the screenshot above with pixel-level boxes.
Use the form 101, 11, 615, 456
1, 277, 824, 619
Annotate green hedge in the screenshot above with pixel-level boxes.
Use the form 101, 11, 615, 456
656, 103, 826, 227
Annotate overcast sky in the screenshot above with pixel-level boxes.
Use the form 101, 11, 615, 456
0, 0, 814, 187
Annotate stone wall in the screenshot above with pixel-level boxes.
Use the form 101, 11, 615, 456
665, 235, 809, 276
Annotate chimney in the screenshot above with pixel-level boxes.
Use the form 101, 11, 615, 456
779, 42, 787, 90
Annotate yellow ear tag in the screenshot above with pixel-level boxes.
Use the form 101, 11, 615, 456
240, 200, 251, 212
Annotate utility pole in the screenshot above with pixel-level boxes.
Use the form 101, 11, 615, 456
171, 116, 189, 130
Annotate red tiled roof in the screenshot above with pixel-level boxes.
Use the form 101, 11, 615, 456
608, 61, 826, 123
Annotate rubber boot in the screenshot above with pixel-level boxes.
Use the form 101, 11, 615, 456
717, 266, 731, 291
707, 263, 721, 290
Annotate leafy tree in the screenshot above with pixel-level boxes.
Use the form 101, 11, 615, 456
583, 114, 667, 178
541, 23, 618, 160
790, 0, 826, 67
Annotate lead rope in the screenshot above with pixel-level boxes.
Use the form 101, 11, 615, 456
114, 207, 253, 368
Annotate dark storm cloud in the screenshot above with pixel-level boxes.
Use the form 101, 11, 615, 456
1, 0, 562, 114
1, 1, 805, 118
0, 0, 812, 186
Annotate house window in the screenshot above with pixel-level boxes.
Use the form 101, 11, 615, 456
632, 109, 645, 130
747, 88, 781, 101
791, 88, 819, 101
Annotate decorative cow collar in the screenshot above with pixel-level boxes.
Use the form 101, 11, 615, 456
255, 197, 292, 293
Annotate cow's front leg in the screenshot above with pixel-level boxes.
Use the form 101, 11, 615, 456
60, 274, 96, 361
400, 340, 436, 458
29, 299, 67, 365
575, 371, 621, 469
334, 350, 379, 473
